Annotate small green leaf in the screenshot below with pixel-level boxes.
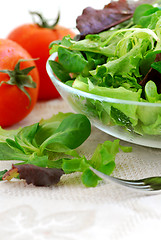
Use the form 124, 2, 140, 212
62, 158, 83, 173
143, 177, 161, 190
49, 35, 74, 53
58, 47, 87, 73
145, 80, 159, 102
6, 138, 24, 152
119, 145, 132, 153
140, 51, 160, 76
25, 153, 48, 168
65, 149, 81, 158
15, 123, 39, 154
0, 170, 8, 181
0, 142, 28, 161
47, 158, 63, 169
49, 60, 71, 82
111, 106, 132, 127
40, 114, 91, 153
34, 112, 73, 146
98, 161, 116, 176
49, 40, 62, 49
133, 4, 154, 25
85, 34, 101, 41
81, 168, 100, 187
151, 61, 161, 74
0, 127, 21, 142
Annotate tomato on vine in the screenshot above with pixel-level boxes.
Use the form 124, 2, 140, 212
0, 39, 39, 127
8, 12, 75, 100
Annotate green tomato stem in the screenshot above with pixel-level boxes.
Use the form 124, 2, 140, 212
0, 59, 37, 106
30, 11, 60, 29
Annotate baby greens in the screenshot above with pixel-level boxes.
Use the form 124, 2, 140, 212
49, 2, 161, 136
0, 112, 131, 187
0, 113, 91, 163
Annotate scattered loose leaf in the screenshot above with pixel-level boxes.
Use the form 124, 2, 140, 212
40, 114, 91, 153
0, 111, 132, 188
3, 164, 64, 187
3, 166, 19, 181
0, 170, 8, 180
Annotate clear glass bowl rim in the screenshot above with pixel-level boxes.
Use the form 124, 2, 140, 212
46, 52, 161, 107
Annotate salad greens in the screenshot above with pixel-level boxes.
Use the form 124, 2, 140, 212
49, 2, 161, 135
0, 112, 132, 187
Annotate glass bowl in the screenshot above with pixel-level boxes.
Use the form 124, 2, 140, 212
46, 53, 161, 149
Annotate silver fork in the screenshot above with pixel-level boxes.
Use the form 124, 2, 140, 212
90, 167, 161, 193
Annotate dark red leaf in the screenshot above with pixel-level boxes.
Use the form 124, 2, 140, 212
139, 54, 161, 93
76, 0, 156, 37
3, 164, 64, 187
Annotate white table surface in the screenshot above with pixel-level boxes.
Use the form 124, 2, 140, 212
0, 1, 161, 240
0, 99, 161, 240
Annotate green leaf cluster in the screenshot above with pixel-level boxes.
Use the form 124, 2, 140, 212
48, 2, 161, 136
0, 112, 132, 187
47, 139, 132, 187
0, 112, 90, 168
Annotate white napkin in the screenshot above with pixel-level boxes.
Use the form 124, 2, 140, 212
1, 99, 161, 240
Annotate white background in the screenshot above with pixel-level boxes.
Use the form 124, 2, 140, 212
0, 2, 161, 240
0, 0, 109, 38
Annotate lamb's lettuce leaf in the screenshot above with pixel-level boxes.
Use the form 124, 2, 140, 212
0, 112, 132, 187
60, 139, 132, 187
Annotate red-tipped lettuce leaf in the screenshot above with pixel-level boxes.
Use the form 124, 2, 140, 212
3, 164, 64, 186
76, 0, 156, 36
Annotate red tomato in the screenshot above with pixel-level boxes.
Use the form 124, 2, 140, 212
7, 13, 76, 100
0, 39, 39, 128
